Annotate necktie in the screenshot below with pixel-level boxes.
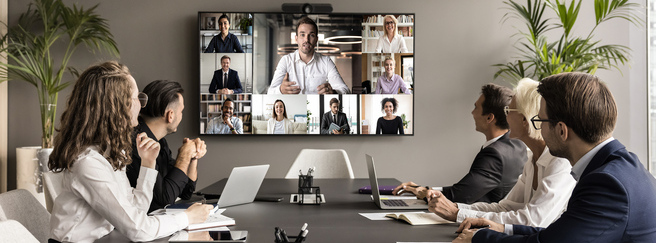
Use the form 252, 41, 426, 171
333, 115, 337, 123
224, 73, 228, 88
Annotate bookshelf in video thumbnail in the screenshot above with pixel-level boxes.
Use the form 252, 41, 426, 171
198, 12, 414, 136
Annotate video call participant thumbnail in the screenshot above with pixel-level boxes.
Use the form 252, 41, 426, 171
268, 16, 350, 95
209, 55, 243, 94
204, 14, 244, 53
376, 97, 404, 134
320, 98, 350, 134
267, 99, 294, 134
375, 57, 411, 94
127, 80, 208, 213
393, 84, 527, 204
206, 97, 243, 134
375, 15, 410, 53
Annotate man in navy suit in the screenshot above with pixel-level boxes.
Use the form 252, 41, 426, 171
209, 55, 243, 94
454, 72, 656, 243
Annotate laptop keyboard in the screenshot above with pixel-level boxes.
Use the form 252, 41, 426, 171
382, 199, 409, 207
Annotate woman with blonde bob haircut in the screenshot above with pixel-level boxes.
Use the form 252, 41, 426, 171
48, 61, 212, 242
428, 78, 577, 231
374, 15, 409, 53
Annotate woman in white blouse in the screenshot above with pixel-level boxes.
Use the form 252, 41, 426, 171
374, 15, 409, 53
48, 61, 212, 242
267, 99, 294, 134
426, 78, 576, 229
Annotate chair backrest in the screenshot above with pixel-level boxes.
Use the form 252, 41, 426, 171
284, 149, 354, 179
0, 220, 40, 243
42, 171, 64, 213
0, 189, 50, 243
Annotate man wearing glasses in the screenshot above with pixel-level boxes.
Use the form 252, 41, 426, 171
126, 80, 208, 213
394, 84, 527, 204
455, 73, 656, 242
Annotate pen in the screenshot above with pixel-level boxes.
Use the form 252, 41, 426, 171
294, 229, 308, 242
280, 229, 289, 242
297, 223, 308, 237
455, 225, 490, 233
274, 227, 282, 242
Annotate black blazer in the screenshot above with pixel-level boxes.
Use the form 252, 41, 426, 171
209, 69, 243, 94
320, 111, 350, 134
441, 132, 527, 204
473, 139, 656, 242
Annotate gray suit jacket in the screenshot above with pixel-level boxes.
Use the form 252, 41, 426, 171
442, 132, 527, 204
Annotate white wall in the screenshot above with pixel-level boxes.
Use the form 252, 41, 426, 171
6, 0, 647, 190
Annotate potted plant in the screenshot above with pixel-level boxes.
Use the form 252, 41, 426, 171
493, 0, 642, 83
238, 15, 253, 35
1, 0, 118, 194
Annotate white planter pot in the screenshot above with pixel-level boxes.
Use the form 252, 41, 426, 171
16, 146, 47, 207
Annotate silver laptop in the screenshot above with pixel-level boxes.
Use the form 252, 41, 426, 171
217, 164, 269, 208
366, 154, 427, 209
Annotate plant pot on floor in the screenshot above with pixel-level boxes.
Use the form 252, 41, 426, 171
16, 146, 50, 207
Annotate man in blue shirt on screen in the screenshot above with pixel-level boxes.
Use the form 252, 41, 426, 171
453, 73, 656, 243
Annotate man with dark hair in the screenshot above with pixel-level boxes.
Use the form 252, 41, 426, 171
320, 98, 350, 134
394, 84, 526, 204
457, 73, 656, 243
209, 55, 243, 94
206, 97, 243, 134
268, 16, 350, 94
203, 14, 244, 53
127, 80, 208, 213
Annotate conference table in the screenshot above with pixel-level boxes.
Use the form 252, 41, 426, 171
99, 178, 459, 242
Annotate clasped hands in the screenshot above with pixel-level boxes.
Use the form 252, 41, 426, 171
178, 137, 207, 162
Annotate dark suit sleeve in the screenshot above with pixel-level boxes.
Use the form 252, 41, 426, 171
204, 36, 216, 53
232, 35, 244, 53
320, 113, 331, 134
209, 71, 219, 94
472, 172, 629, 243
442, 147, 503, 204
232, 70, 243, 93
340, 113, 350, 134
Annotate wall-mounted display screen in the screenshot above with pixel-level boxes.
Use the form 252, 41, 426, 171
199, 12, 414, 135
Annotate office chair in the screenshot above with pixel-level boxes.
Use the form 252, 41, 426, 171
284, 149, 355, 179
0, 189, 50, 243
362, 80, 372, 94
0, 220, 40, 243
42, 171, 63, 213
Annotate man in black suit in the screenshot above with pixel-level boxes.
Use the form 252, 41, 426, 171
393, 84, 527, 204
320, 98, 350, 134
209, 55, 243, 94
454, 73, 656, 243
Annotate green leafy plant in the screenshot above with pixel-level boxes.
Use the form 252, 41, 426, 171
238, 16, 253, 31
0, 0, 119, 148
494, 0, 642, 83
400, 114, 410, 129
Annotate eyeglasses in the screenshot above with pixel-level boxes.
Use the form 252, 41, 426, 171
134, 92, 148, 108
384, 21, 395, 25
503, 106, 519, 116
530, 114, 557, 130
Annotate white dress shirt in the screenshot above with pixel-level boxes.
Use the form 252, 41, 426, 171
268, 50, 350, 94
375, 34, 409, 53
456, 147, 575, 227
49, 146, 189, 243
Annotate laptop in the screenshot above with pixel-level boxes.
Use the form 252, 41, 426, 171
366, 154, 427, 209
217, 164, 270, 208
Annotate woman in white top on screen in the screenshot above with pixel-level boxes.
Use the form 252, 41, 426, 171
267, 99, 294, 134
48, 61, 212, 243
375, 57, 412, 94
375, 15, 409, 53
426, 78, 576, 230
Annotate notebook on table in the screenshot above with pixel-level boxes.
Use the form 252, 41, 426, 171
366, 154, 428, 209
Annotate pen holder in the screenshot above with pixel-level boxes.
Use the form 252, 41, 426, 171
298, 175, 313, 194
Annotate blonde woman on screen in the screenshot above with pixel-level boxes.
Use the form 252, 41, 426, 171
48, 61, 212, 242
267, 99, 294, 134
375, 57, 411, 94
375, 15, 409, 53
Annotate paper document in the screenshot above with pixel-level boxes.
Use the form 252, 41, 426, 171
359, 211, 425, 220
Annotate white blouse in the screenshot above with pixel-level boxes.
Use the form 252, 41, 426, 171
374, 34, 409, 53
50, 146, 188, 243
455, 147, 576, 227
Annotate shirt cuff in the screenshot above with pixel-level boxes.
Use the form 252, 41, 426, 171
174, 212, 190, 229
504, 224, 514, 235
456, 208, 477, 223
431, 187, 443, 191
137, 166, 159, 190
